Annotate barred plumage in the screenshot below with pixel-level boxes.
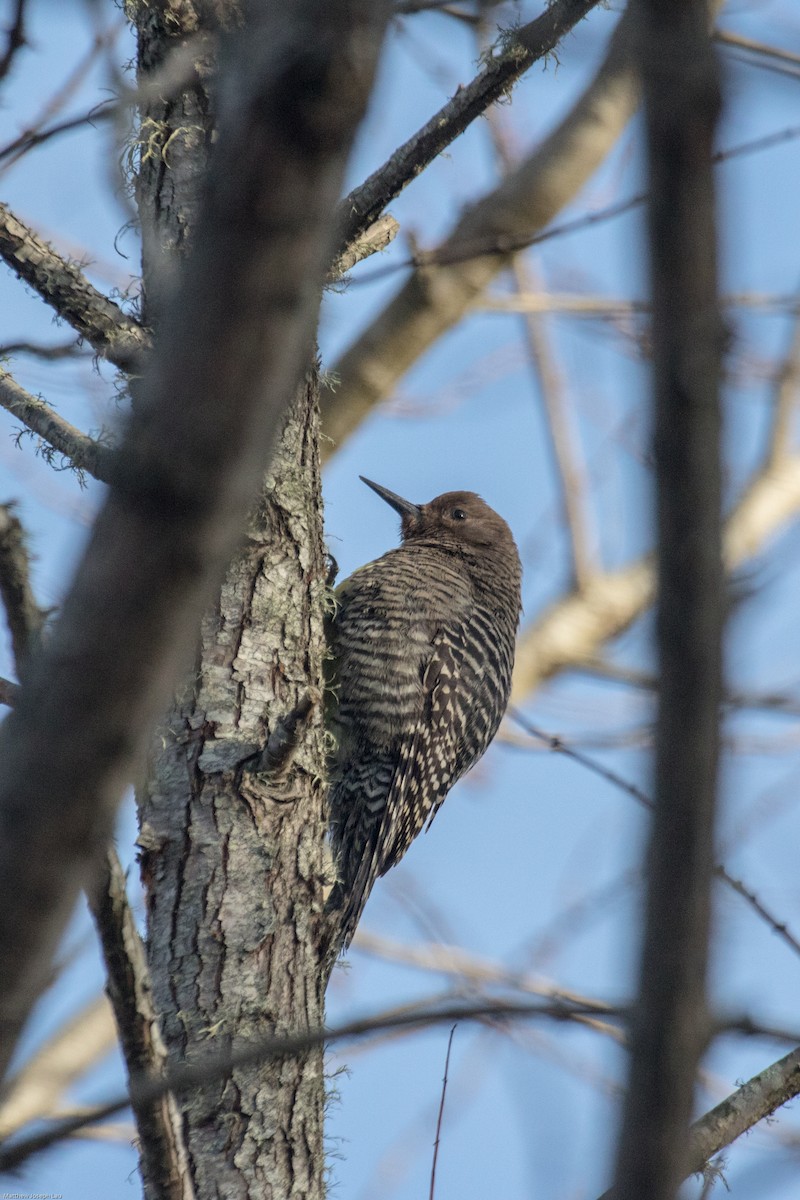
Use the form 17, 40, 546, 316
326, 478, 522, 948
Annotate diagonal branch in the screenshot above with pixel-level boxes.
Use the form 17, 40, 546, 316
0, 204, 150, 371
0, 369, 117, 483
337, 0, 604, 253
0, 994, 116, 1139
686, 1045, 800, 1177
324, 5, 640, 456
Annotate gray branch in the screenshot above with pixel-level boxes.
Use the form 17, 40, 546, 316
337, 0, 603, 252
0, 205, 150, 372
0, 369, 117, 483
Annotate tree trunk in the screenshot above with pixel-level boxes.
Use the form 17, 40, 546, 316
138, 379, 329, 1198
131, 5, 330, 1196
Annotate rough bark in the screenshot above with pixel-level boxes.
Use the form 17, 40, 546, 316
139, 378, 329, 1198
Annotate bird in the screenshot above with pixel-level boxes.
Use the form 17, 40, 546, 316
326, 477, 522, 949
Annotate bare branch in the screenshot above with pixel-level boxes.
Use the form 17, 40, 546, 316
0, 338, 89, 360
337, 0, 604, 254
429, 1025, 456, 1200
0, 504, 43, 669
88, 849, 194, 1200
0, 0, 391, 1082
324, 6, 640, 456
0, 369, 117, 483
686, 1045, 800, 1177
0, 204, 150, 371
506, 710, 800, 960
0, 995, 116, 1139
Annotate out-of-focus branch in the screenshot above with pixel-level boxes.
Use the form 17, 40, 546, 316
353, 930, 620, 1040
0, 995, 116, 1139
0, 0, 27, 84
611, 0, 723, 1197
0, 992, 623, 1172
766, 299, 800, 468
0, 369, 117, 483
507, 710, 800, 961
0, 20, 124, 177
715, 29, 800, 80
0, 504, 43, 670
324, 6, 639, 456
0, 0, 391, 1084
485, 105, 597, 590
0, 204, 150, 371
337, 0, 604, 254
597, 1045, 800, 1200
88, 848, 194, 1200
511, 449, 800, 701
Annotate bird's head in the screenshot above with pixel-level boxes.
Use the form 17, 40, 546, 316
359, 476, 517, 555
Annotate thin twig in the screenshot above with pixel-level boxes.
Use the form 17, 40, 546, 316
715, 29, 800, 80
0, 338, 88, 361
429, 1025, 456, 1200
0, 20, 124, 176
506, 709, 800, 961
0, 26, 203, 176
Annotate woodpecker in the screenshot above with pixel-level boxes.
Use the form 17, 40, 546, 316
326, 477, 522, 948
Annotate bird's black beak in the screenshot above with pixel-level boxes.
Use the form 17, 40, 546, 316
359, 477, 421, 521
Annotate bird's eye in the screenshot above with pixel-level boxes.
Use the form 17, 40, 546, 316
451, 508, 467, 521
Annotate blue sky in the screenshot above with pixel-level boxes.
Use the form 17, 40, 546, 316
2, 1, 800, 1197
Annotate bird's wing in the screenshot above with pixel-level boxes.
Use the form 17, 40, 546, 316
376, 621, 480, 875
